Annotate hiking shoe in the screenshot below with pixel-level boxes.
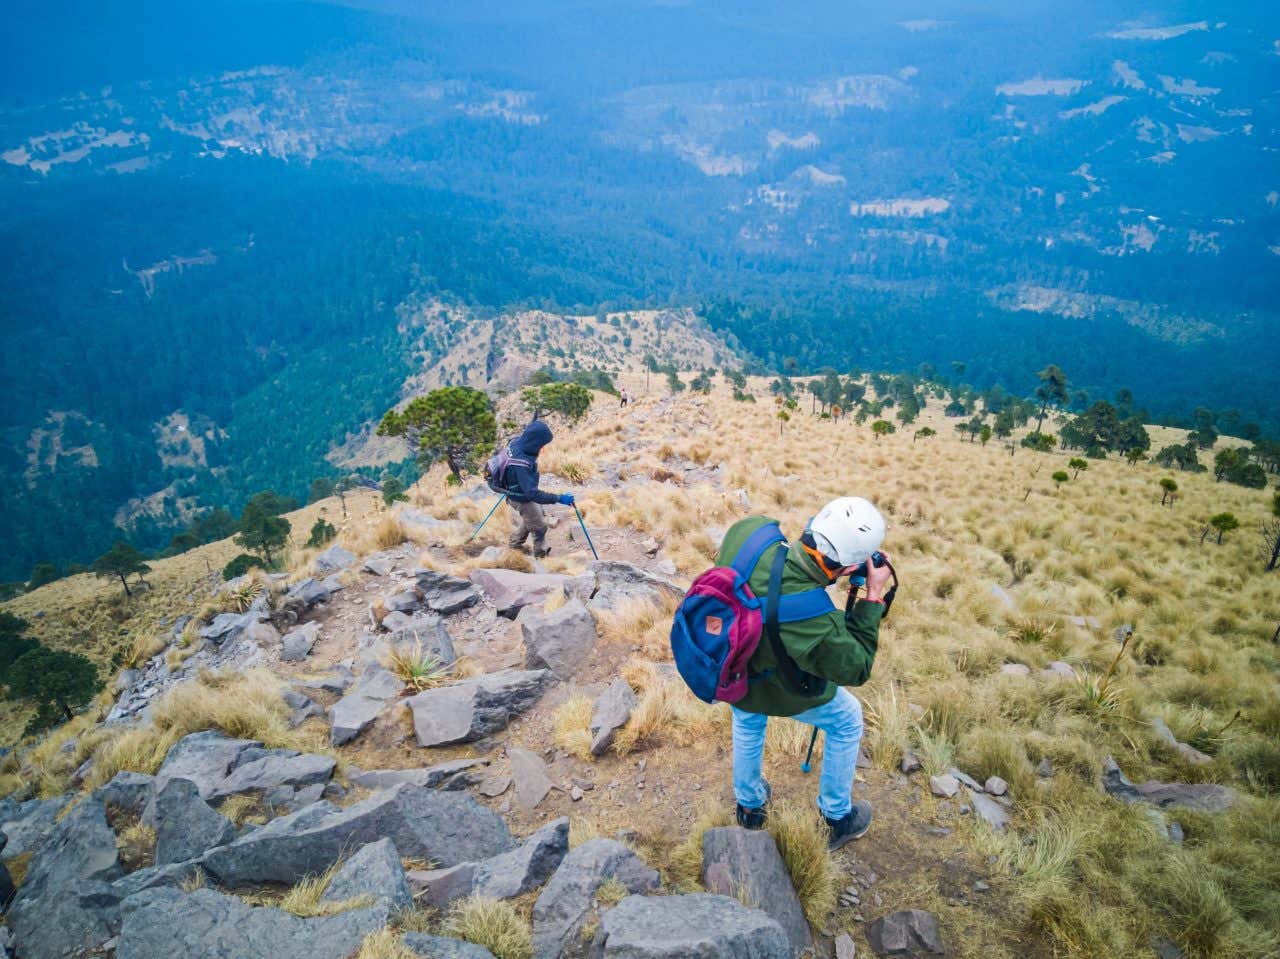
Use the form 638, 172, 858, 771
825, 800, 872, 850
533, 545, 551, 558
735, 782, 772, 830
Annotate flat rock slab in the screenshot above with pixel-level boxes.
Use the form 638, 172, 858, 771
968, 792, 1010, 833
594, 893, 791, 959
329, 667, 406, 746
348, 758, 489, 791
522, 599, 598, 679
702, 826, 811, 956
531, 838, 660, 958
407, 669, 547, 747
589, 678, 636, 757
403, 933, 496, 958
201, 783, 513, 887
1103, 757, 1235, 813
1, 795, 74, 859
314, 545, 357, 573
508, 747, 554, 811
587, 561, 683, 612
281, 622, 321, 662
929, 775, 959, 799
470, 568, 572, 618
866, 908, 946, 956
116, 887, 388, 959
473, 817, 570, 901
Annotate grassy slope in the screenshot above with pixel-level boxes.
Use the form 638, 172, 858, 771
4, 373, 1278, 957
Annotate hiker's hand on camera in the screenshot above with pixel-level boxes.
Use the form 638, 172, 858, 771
864, 551, 893, 602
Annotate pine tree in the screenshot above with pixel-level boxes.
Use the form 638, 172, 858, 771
8, 646, 100, 729
378, 386, 497, 479
235, 500, 291, 567
92, 541, 151, 598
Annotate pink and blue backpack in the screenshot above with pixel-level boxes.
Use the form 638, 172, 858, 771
670, 522, 835, 703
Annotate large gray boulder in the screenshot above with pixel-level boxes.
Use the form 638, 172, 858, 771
589, 679, 636, 757
116, 886, 389, 959
415, 570, 482, 615
591, 894, 791, 959
701, 827, 811, 957
407, 670, 547, 747
10, 798, 121, 903
865, 908, 946, 956
470, 569, 573, 618
403, 933, 496, 958
320, 838, 413, 911
9, 879, 122, 959
522, 600, 598, 679
473, 817, 570, 901
154, 778, 238, 865
288, 577, 332, 608
111, 860, 206, 898
348, 758, 489, 791
1102, 757, 1235, 812
155, 730, 336, 804
329, 666, 406, 746
0, 859, 12, 909
281, 622, 321, 662
95, 771, 156, 821
315, 545, 358, 573
1, 795, 74, 858
201, 783, 512, 887
407, 862, 478, 910
532, 839, 660, 958
587, 562, 683, 612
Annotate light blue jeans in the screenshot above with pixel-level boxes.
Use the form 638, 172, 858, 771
731, 687, 864, 821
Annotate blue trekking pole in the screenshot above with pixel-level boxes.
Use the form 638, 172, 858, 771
801, 728, 819, 773
573, 505, 600, 561
467, 494, 508, 543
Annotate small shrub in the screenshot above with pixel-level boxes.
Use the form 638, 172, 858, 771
383, 642, 448, 693
306, 518, 337, 548
767, 802, 838, 925
222, 553, 265, 581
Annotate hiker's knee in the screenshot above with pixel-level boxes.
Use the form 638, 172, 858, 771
827, 689, 863, 741
732, 708, 768, 742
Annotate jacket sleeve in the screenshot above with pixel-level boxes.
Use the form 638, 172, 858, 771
789, 600, 881, 687
507, 462, 560, 505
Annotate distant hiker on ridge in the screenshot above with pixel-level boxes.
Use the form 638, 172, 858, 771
487, 420, 575, 557
670, 497, 893, 849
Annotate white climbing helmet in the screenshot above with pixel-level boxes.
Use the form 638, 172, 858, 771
805, 497, 886, 568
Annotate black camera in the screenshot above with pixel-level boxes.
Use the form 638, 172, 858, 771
848, 550, 886, 586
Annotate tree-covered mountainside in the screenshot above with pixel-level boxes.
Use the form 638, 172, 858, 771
0, 0, 1277, 580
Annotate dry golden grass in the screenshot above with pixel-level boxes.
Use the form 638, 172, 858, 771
443, 896, 532, 959
568, 815, 607, 849
383, 642, 449, 693
354, 930, 417, 959
593, 594, 681, 660
87, 668, 314, 789
553, 694, 594, 761
612, 663, 729, 755
115, 820, 157, 872
271, 860, 373, 917
767, 800, 839, 926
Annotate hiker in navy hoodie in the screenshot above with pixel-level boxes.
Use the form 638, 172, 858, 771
500, 420, 574, 557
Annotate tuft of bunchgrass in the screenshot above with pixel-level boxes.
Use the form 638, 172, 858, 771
766, 801, 838, 925
668, 806, 733, 890
444, 896, 533, 959
553, 695, 595, 761
277, 859, 373, 917
354, 929, 416, 959
383, 641, 448, 693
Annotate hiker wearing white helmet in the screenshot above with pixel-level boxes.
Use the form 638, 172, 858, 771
711, 497, 893, 849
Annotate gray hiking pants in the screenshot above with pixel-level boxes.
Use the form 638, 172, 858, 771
509, 500, 547, 549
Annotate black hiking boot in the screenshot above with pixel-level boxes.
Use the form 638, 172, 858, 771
533, 544, 551, 558
825, 800, 872, 850
735, 782, 771, 830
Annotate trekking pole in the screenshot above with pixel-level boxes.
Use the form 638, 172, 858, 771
467, 494, 508, 543
573, 504, 600, 561
801, 727, 819, 773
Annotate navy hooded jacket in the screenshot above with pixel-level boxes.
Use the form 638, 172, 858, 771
503, 420, 559, 505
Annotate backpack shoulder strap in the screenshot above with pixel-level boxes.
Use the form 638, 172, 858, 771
764, 546, 826, 697
730, 522, 784, 579
777, 588, 836, 623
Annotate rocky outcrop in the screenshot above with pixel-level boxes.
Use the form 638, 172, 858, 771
522, 599, 598, 679
281, 622, 321, 662
201, 783, 513, 887
320, 837, 414, 911
154, 778, 238, 865
314, 545, 357, 573
116, 887, 389, 959
473, 817, 569, 901
329, 666, 406, 746
414, 570, 482, 615
470, 569, 583, 618
701, 826, 811, 956
407, 670, 547, 747
96, 771, 155, 821
531, 839, 660, 958
586, 561, 683, 612
155, 730, 336, 803
0, 795, 73, 859
592, 894, 791, 959
381, 614, 457, 665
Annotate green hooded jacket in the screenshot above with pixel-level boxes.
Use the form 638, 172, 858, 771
716, 515, 882, 717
